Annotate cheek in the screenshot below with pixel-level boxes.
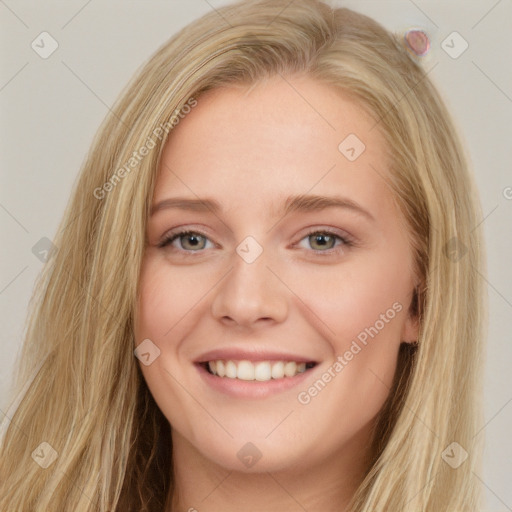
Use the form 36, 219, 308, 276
134, 255, 211, 343
299, 256, 410, 348
135, 268, 173, 342
291, 249, 412, 414
133, 257, 209, 435
293, 264, 405, 446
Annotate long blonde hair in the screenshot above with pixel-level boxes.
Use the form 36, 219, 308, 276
0, 1, 486, 510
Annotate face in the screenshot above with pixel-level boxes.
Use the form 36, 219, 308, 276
134, 75, 419, 474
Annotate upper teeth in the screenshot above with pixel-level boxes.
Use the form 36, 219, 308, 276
208, 360, 307, 381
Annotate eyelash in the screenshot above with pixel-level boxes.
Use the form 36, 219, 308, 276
157, 228, 354, 256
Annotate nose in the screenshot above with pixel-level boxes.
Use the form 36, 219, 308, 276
210, 247, 288, 328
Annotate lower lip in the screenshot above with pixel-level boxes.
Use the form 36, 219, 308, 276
196, 363, 316, 399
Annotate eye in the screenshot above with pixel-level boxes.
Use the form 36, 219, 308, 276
158, 230, 214, 252
158, 228, 353, 255
296, 229, 352, 254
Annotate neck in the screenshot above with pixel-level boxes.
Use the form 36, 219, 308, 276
166, 428, 371, 512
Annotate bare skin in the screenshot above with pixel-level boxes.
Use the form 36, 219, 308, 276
134, 74, 419, 512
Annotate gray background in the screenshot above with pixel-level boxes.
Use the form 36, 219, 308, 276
1, 1, 511, 509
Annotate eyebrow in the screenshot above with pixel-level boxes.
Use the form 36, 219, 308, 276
150, 194, 375, 222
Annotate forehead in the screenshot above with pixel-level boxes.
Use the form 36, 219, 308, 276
153, 75, 396, 222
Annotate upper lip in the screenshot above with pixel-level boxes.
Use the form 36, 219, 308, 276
195, 348, 318, 364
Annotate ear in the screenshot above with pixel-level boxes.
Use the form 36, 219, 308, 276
400, 287, 420, 343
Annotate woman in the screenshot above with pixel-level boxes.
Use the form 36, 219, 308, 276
0, 0, 486, 510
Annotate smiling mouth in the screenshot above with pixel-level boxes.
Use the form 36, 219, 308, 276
202, 360, 317, 381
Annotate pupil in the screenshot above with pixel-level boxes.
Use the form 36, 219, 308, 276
182, 235, 202, 249
312, 234, 333, 249
186, 235, 201, 248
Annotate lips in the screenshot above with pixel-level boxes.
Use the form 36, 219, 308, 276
196, 348, 317, 364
